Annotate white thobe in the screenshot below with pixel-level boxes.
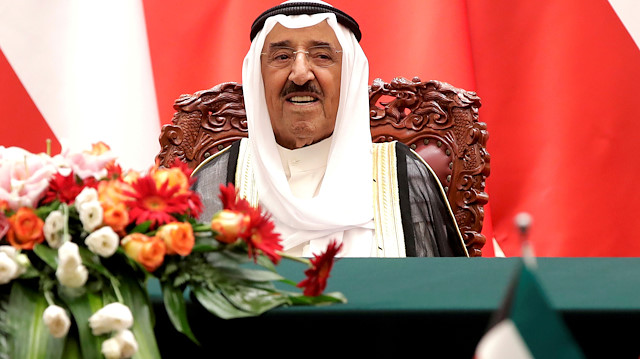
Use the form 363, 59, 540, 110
276, 138, 375, 257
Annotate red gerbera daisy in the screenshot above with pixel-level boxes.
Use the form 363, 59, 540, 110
218, 183, 252, 212
150, 159, 203, 218
297, 240, 343, 297
169, 158, 195, 179
217, 183, 282, 263
245, 213, 283, 264
125, 176, 190, 229
105, 162, 123, 180
186, 191, 204, 219
41, 171, 94, 205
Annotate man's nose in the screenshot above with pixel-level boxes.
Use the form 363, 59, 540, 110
288, 52, 315, 85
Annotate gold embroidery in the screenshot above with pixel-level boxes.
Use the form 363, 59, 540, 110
235, 139, 259, 207
372, 142, 405, 257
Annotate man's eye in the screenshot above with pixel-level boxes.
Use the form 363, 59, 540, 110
271, 51, 293, 61
311, 53, 334, 65
310, 50, 332, 60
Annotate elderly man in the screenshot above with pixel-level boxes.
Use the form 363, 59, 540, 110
192, 0, 468, 258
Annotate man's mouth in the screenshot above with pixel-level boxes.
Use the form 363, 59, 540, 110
287, 96, 318, 104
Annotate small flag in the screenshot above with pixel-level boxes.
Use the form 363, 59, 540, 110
474, 260, 585, 358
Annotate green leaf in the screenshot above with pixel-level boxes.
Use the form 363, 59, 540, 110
117, 275, 162, 359
77, 247, 115, 280
61, 333, 81, 358
205, 250, 251, 267
32, 244, 59, 269
5, 282, 65, 359
190, 222, 212, 232
0, 290, 9, 359
58, 289, 104, 359
287, 291, 348, 306
19, 265, 41, 279
215, 266, 284, 282
191, 238, 221, 253
130, 221, 152, 234
255, 255, 277, 271
161, 282, 199, 344
34, 201, 61, 219
217, 282, 290, 315
191, 286, 255, 319
278, 278, 299, 287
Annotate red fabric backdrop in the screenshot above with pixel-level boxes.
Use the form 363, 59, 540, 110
3, 0, 640, 257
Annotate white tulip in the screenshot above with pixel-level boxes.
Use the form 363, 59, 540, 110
85, 226, 119, 257
57, 241, 82, 270
0, 252, 18, 284
0, 245, 19, 259
0, 246, 29, 278
42, 305, 71, 338
56, 264, 89, 288
43, 210, 65, 248
114, 329, 138, 358
101, 337, 122, 359
13, 253, 29, 276
78, 200, 103, 232
88, 302, 133, 335
75, 187, 99, 209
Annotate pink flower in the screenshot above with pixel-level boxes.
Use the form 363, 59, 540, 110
0, 146, 58, 211
0, 212, 9, 239
53, 142, 117, 180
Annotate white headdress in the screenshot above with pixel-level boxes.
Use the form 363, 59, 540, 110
242, 1, 374, 249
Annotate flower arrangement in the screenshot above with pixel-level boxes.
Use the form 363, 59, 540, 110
0, 143, 345, 359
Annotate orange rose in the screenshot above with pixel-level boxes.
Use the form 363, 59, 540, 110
156, 222, 194, 256
121, 233, 166, 272
98, 179, 133, 207
85, 141, 111, 155
7, 207, 45, 250
152, 167, 190, 193
210, 210, 250, 244
102, 202, 130, 236
121, 170, 140, 185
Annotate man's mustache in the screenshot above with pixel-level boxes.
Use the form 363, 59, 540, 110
281, 82, 322, 97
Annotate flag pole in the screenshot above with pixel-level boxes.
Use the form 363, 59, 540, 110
514, 212, 536, 268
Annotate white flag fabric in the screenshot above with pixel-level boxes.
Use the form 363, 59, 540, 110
0, 0, 160, 171
475, 261, 585, 358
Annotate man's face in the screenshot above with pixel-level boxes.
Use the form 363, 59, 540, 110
261, 21, 342, 149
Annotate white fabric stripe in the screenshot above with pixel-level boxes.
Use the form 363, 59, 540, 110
236, 138, 259, 207
493, 237, 506, 257
372, 142, 405, 257
0, 0, 160, 171
475, 320, 534, 359
609, 0, 640, 51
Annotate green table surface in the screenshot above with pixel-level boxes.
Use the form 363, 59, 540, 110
149, 257, 640, 311
150, 257, 640, 358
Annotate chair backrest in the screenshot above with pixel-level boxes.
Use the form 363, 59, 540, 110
156, 77, 490, 257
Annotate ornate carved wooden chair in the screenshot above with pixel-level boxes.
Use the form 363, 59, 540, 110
156, 77, 490, 256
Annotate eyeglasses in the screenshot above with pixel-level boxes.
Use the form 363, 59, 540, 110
261, 45, 342, 68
